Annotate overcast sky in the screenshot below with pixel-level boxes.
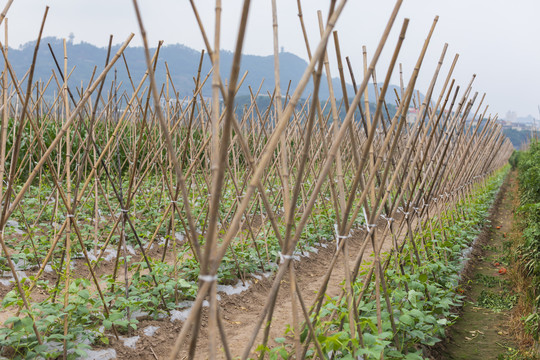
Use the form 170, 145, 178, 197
4, 0, 540, 119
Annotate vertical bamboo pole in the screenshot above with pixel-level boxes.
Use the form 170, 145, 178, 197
61, 38, 72, 360
0, 20, 8, 257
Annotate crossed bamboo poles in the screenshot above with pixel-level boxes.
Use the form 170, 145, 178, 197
0, 0, 514, 359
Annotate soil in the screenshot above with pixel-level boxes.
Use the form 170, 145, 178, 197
435, 171, 519, 360
98, 208, 436, 359
106, 226, 388, 359
0, 214, 391, 359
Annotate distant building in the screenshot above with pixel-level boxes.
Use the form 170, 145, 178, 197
505, 110, 517, 122
406, 107, 417, 124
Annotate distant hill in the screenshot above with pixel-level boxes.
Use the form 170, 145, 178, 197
503, 128, 532, 150
8, 37, 418, 107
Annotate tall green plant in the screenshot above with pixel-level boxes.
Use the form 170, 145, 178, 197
516, 140, 540, 343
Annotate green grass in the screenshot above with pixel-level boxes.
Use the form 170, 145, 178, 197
474, 273, 510, 288
477, 290, 517, 312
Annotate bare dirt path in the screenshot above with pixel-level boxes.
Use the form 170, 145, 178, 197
437, 171, 518, 359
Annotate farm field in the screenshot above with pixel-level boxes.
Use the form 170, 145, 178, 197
0, 1, 533, 359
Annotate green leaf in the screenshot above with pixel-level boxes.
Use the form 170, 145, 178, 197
4, 316, 20, 325
408, 309, 424, 319
386, 349, 404, 358
437, 318, 448, 325
399, 314, 414, 326
33, 344, 48, 354
362, 332, 377, 346
78, 289, 90, 300
424, 336, 441, 346
418, 273, 428, 283
115, 319, 129, 328
300, 327, 308, 343
278, 347, 288, 358
47, 333, 66, 340
255, 344, 269, 353
408, 290, 419, 307
404, 351, 424, 360
74, 348, 89, 357
409, 329, 425, 340
423, 315, 437, 324
21, 316, 34, 332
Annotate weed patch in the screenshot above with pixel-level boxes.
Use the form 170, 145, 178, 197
477, 290, 517, 312
474, 273, 509, 288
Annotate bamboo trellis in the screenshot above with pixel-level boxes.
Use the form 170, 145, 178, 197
0, 1, 513, 359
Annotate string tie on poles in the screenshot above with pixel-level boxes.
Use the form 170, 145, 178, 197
199, 275, 218, 283
362, 207, 377, 233
380, 213, 394, 226
278, 252, 294, 262
397, 207, 410, 218
334, 223, 350, 250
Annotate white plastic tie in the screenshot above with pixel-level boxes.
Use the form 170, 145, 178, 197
334, 223, 349, 250
380, 214, 394, 226
199, 275, 218, 283
365, 223, 377, 233
120, 209, 128, 213
398, 207, 410, 218
361, 207, 376, 232
278, 252, 293, 262
66, 214, 75, 218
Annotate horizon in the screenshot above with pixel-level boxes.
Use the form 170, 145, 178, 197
4, 0, 540, 121
10, 35, 538, 122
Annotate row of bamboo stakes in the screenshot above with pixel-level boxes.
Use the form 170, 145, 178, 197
0, 0, 513, 359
